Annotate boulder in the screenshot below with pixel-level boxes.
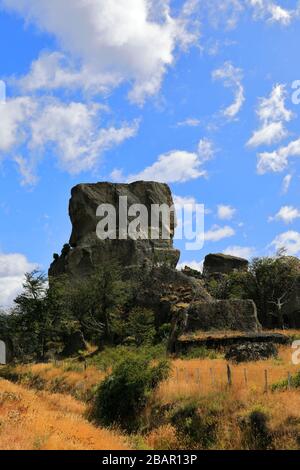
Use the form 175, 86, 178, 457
203, 253, 249, 277
225, 342, 278, 363
49, 181, 180, 278
185, 299, 260, 333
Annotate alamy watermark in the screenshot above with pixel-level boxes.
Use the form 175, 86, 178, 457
96, 197, 205, 251
0, 80, 6, 104
292, 80, 300, 105
0, 340, 6, 365
292, 340, 300, 365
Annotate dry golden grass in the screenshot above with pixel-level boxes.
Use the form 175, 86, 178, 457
12, 362, 105, 400
157, 345, 299, 403
2, 343, 300, 450
178, 328, 300, 341
0, 378, 130, 450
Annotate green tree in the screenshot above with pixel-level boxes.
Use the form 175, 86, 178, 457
126, 307, 156, 346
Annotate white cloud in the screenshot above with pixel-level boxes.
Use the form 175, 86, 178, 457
247, 121, 288, 148
0, 97, 36, 152
197, 138, 216, 161
0, 252, 37, 307
223, 245, 255, 259
0, 97, 138, 184
271, 231, 300, 256
212, 61, 245, 119
176, 118, 201, 127
173, 195, 197, 209
119, 138, 215, 184
200, 0, 245, 30
205, 225, 235, 242
247, 84, 293, 148
127, 150, 206, 183
177, 259, 204, 272
249, 0, 296, 25
14, 51, 119, 95
257, 137, 300, 174
217, 204, 236, 220
2, 0, 198, 104
269, 205, 300, 224
282, 174, 292, 194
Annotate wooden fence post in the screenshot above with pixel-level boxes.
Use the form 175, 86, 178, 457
264, 370, 268, 393
196, 368, 200, 385
227, 364, 232, 387
244, 368, 248, 388
288, 372, 292, 390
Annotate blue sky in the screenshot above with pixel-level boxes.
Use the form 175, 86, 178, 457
1, 0, 300, 306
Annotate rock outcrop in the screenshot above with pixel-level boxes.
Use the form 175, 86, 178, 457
203, 253, 249, 277
185, 299, 260, 333
49, 181, 180, 278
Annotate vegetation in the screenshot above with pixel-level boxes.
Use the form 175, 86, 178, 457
91, 357, 170, 432
1, 255, 300, 449
1, 344, 300, 449
207, 253, 300, 328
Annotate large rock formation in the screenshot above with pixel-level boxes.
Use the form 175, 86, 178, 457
185, 299, 260, 333
49, 181, 180, 278
203, 253, 249, 277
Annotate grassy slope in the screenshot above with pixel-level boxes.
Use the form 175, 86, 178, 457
0, 378, 130, 450
1, 341, 300, 449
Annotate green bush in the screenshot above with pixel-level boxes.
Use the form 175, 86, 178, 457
272, 370, 300, 391
91, 357, 170, 432
170, 401, 220, 448
178, 346, 220, 360
241, 408, 272, 450
87, 344, 166, 372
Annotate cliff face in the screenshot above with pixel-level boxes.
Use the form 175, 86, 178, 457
49, 181, 180, 278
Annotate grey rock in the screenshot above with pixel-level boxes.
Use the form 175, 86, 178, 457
185, 299, 260, 332
49, 181, 180, 278
225, 342, 278, 363
203, 253, 249, 277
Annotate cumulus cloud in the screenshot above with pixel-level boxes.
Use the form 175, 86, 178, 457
205, 225, 235, 242
269, 205, 300, 224
115, 138, 215, 184
247, 84, 293, 148
0, 252, 37, 307
2, 0, 198, 104
127, 150, 206, 183
257, 137, 300, 174
14, 52, 119, 96
0, 97, 138, 184
249, 0, 297, 25
271, 231, 300, 256
212, 61, 245, 119
223, 245, 255, 259
217, 204, 236, 220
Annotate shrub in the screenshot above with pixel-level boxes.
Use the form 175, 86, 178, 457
91, 357, 170, 432
87, 344, 166, 372
241, 407, 272, 450
179, 346, 219, 360
170, 401, 220, 448
272, 370, 300, 391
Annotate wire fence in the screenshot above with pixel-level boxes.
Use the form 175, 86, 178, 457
165, 364, 294, 394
